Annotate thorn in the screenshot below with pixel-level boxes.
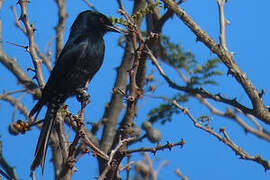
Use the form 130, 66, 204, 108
225, 19, 230, 25
6, 41, 30, 52
219, 127, 225, 132
180, 139, 186, 147
26, 46, 30, 52
30, 24, 37, 32
227, 68, 236, 76
265, 105, 270, 112
6, 40, 24, 48
27, 67, 35, 72
259, 89, 265, 98
32, 74, 37, 80
19, 14, 27, 21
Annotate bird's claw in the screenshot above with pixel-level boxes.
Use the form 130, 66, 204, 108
75, 88, 90, 104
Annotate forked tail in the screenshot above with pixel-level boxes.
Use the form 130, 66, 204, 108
30, 102, 61, 173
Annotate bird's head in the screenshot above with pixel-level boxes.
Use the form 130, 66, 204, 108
70, 10, 122, 36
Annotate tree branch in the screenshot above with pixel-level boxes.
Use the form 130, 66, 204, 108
17, 0, 45, 87
172, 100, 270, 170
0, 140, 19, 180
54, 0, 67, 60
217, 0, 228, 50
125, 140, 185, 154
162, 0, 270, 124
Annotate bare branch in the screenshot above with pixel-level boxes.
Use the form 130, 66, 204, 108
100, 1, 145, 156
82, 0, 97, 11
0, 92, 30, 118
0, 141, 19, 180
217, 0, 228, 50
54, 0, 67, 60
198, 96, 270, 141
125, 140, 185, 154
17, 0, 45, 87
0, 49, 40, 95
63, 107, 102, 156
175, 168, 188, 180
116, 0, 124, 10
11, 5, 52, 71
119, 160, 134, 171
149, 53, 270, 142
146, 44, 254, 115
98, 137, 136, 180
107, 137, 136, 167
10, 6, 26, 33
171, 100, 270, 170
83, 130, 109, 161
162, 0, 270, 124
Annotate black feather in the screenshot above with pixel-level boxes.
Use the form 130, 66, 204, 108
29, 10, 120, 173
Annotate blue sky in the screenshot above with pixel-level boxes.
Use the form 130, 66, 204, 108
0, 0, 270, 179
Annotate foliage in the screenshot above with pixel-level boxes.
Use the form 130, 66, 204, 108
147, 36, 223, 124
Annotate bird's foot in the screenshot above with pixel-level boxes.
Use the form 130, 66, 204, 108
75, 88, 90, 104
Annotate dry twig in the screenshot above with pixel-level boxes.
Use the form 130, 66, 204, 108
162, 0, 270, 125
17, 0, 45, 87
171, 100, 270, 170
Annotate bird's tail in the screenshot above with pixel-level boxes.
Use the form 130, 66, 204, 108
29, 99, 44, 119
30, 102, 61, 173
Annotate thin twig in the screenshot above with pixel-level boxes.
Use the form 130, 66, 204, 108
0, 141, 18, 180
10, 5, 52, 70
119, 160, 134, 171
82, 131, 109, 160
175, 168, 188, 180
17, 0, 45, 87
117, 0, 124, 10
146, 45, 258, 118
162, 0, 270, 125
54, 0, 67, 60
98, 137, 136, 180
125, 140, 185, 154
217, 0, 228, 50
200, 96, 270, 141
107, 137, 136, 167
171, 100, 270, 170
82, 0, 97, 11
0, 92, 31, 119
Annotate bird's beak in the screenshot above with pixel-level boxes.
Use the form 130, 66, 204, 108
105, 24, 124, 34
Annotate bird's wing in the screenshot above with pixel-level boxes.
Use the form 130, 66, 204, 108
30, 37, 88, 117
42, 38, 89, 97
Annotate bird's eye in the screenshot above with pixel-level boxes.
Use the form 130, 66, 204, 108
99, 17, 105, 24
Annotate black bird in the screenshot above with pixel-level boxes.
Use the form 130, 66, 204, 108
29, 10, 121, 172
